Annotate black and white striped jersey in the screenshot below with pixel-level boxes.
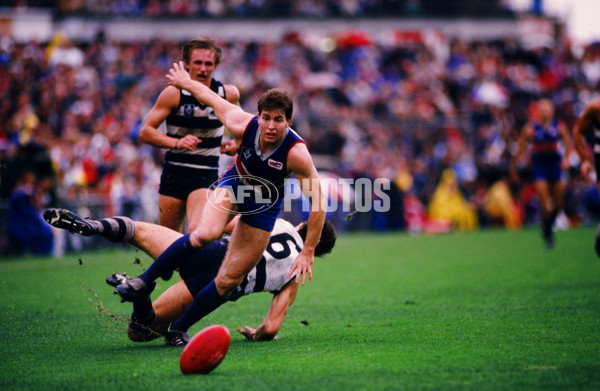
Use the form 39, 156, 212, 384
163, 78, 226, 171
229, 219, 303, 300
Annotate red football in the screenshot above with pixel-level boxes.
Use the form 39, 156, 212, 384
180, 325, 231, 375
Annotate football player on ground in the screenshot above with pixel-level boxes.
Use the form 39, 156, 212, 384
43, 208, 336, 346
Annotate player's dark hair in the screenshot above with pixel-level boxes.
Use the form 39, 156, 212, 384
257, 88, 293, 120
182, 37, 222, 66
297, 220, 337, 257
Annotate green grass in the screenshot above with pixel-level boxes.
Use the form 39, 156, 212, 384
1, 226, 600, 390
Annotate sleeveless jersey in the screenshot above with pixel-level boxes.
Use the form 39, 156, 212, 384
531, 120, 561, 159
234, 116, 304, 201
164, 78, 226, 170
228, 219, 303, 301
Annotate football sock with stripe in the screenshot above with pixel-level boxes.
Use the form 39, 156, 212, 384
138, 233, 196, 285
96, 216, 136, 242
170, 280, 226, 332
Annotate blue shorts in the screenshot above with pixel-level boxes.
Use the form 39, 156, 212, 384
179, 238, 228, 297
531, 155, 562, 183
217, 165, 283, 232
159, 164, 218, 200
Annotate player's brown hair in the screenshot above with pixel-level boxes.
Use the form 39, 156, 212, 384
257, 88, 294, 120
297, 220, 337, 257
181, 37, 222, 65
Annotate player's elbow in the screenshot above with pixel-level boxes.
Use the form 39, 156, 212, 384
138, 126, 152, 143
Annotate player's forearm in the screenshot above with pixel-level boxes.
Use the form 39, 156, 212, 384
303, 188, 326, 253
178, 79, 230, 121
303, 211, 325, 257
139, 126, 179, 149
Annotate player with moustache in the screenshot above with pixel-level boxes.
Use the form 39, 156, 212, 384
139, 37, 240, 233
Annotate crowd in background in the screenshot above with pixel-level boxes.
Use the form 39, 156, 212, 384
11, 0, 510, 18
2, 20, 600, 255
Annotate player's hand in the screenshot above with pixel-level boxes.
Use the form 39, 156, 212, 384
166, 61, 192, 90
220, 139, 238, 156
176, 134, 201, 151
287, 252, 314, 285
237, 326, 256, 340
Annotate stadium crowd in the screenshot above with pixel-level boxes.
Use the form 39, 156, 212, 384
2, 24, 600, 254
12, 0, 509, 18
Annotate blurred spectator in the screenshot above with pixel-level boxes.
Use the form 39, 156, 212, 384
428, 169, 479, 231
481, 179, 523, 230
7, 170, 54, 255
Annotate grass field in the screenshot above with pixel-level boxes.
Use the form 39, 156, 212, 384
1, 226, 599, 390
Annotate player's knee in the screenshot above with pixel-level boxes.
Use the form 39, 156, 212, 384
215, 273, 243, 297
190, 227, 221, 247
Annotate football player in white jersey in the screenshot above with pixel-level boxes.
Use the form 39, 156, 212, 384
43, 208, 336, 345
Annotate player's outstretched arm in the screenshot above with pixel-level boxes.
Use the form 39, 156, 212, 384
237, 281, 299, 341
166, 61, 252, 140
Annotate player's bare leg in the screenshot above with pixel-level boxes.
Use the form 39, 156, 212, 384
129, 221, 183, 259
185, 188, 211, 233
533, 180, 555, 248
158, 194, 186, 233
152, 280, 194, 333
190, 187, 237, 247
215, 221, 271, 297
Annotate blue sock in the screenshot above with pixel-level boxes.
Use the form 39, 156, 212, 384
171, 280, 226, 332
138, 233, 196, 284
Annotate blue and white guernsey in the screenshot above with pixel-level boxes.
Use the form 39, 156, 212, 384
228, 219, 302, 300
234, 115, 305, 202
531, 119, 561, 159
164, 78, 226, 171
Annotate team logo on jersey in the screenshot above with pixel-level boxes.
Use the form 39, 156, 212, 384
183, 104, 195, 117
241, 147, 253, 160
268, 158, 283, 170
